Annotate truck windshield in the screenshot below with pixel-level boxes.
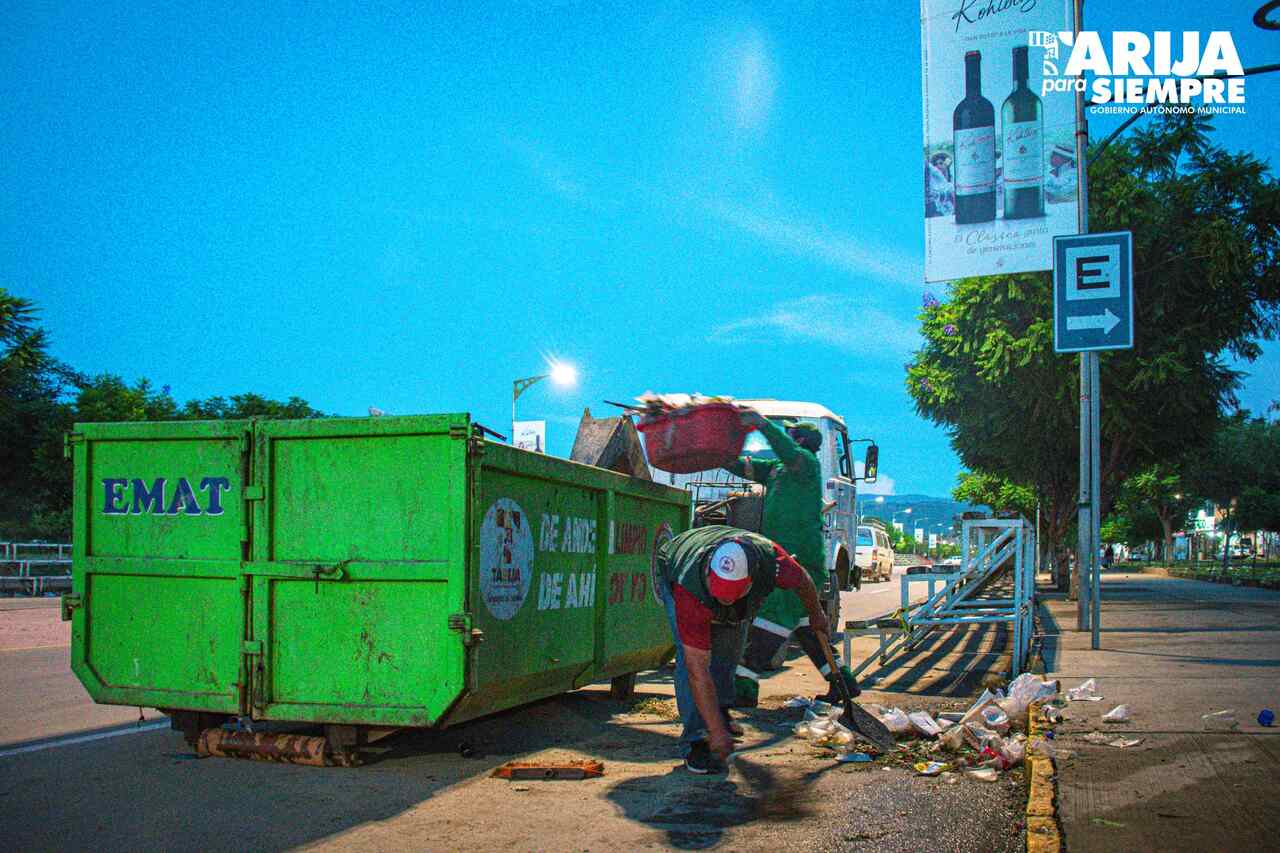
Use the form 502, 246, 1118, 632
740, 417, 820, 461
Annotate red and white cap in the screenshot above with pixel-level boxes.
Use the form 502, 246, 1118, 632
707, 539, 753, 603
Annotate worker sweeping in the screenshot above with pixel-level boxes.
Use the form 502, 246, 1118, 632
728, 409, 860, 708
655, 524, 829, 774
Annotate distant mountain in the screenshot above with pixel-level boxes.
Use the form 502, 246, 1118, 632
854, 493, 986, 539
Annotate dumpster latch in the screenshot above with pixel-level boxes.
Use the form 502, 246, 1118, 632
61, 594, 81, 622
449, 612, 485, 646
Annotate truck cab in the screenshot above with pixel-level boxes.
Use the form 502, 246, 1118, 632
657, 399, 875, 619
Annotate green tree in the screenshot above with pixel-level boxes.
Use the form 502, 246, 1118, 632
1189, 413, 1280, 565
952, 471, 1037, 520
0, 289, 79, 537
908, 113, 1280, 576
1119, 464, 1200, 560
181, 393, 323, 420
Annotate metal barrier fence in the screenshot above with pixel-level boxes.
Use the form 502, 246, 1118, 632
849, 517, 1036, 678
1, 541, 72, 596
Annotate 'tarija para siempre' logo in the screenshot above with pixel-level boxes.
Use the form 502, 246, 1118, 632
1030, 31, 1246, 106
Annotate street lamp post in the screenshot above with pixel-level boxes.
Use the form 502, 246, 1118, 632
511, 361, 578, 440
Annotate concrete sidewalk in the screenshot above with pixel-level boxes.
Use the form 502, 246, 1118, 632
1040, 572, 1280, 852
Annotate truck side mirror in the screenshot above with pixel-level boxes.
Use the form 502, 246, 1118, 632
863, 444, 879, 483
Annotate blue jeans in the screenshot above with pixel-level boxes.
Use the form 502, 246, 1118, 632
657, 577, 748, 757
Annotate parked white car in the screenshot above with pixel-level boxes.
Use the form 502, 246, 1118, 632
855, 524, 894, 583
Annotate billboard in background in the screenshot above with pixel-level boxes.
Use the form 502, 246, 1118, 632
921, 0, 1075, 282
513, 420, 546, 453
915, 528, 925, 544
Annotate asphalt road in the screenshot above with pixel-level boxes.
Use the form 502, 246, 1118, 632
0, 566, 980, 852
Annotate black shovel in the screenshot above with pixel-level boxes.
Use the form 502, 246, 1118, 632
816, 632, 896, 753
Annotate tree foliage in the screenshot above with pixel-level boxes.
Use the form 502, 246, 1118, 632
952, 471, 1037, 520
0, 290, 327, 539
907, 114, 1280, 563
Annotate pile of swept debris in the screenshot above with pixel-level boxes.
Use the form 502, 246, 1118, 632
788, 672, 1061, 783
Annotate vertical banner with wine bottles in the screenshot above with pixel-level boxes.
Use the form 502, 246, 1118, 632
921, 0, 1075, 282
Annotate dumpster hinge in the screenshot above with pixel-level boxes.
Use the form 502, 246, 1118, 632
61, 594, 81, 622
63, 431, 85, 460
448, 612, 485, 646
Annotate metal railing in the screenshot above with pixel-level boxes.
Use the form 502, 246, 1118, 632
850, 517, 1037, 678
1, 542, 72, 596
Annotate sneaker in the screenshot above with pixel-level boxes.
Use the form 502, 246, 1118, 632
684, 740, 714, 774
721, 707, 745, 738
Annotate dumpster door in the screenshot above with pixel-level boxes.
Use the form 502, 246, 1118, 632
69, 421, 252, 715
246, 415, 469, 727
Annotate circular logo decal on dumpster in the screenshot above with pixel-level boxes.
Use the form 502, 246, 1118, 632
479, 498, 534, 620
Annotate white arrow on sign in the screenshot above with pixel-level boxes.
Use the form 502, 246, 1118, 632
1066, 308, 1121, 334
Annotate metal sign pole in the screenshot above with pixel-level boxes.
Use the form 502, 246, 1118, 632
1072, 0, 1094, 635
1090, 351, 1102, 649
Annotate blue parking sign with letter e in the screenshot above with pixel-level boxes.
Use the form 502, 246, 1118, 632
1054, 231, 1134, 353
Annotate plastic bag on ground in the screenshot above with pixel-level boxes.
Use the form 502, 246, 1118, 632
981, 706, 1011, 733
1001, 738, 1025, 767
783, 696, 811, 709
1109, 737, 1142, 748
1066, 678, 1103, 702
908, 711, 943, 738
1083, 730, 1110, 744
1102, 704, 1131, 723
968, 767, 999, 782
1202, 709, 1238, 731
960, 689, 1003, 726
879, 707, 913, 736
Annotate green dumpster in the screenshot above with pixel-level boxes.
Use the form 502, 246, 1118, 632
64, 413, 689, 755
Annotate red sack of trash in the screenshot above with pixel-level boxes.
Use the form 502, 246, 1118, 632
637, 400, 749, 474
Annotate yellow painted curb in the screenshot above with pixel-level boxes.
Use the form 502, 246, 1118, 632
1025, 701, 1062, 853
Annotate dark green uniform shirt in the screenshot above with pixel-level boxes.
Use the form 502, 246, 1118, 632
726, 418, 827, 581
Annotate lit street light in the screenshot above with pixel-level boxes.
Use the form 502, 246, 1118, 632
512, 360, 579, 438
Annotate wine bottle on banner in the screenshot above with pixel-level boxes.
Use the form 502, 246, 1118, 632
1002, 46, 1045, 219
953, 50, 995, 224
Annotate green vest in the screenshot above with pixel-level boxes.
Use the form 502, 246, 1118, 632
659, 525, 779, 623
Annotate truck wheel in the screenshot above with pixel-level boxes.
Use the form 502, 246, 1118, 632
610, 673, 638, 701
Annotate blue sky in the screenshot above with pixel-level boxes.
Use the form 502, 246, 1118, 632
3, 1, 1277, 496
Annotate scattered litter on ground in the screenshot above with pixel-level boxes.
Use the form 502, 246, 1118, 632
967, 767, 998, 782
939, 771, 959, 784
629, 697, 677, 718
1066, 678, 1103, 702
981, 706, 1011, 733
1102, 704, 1131, 723
914, 761, 949, 776
908, 711, 942, 738
878, 707, 913, 736
492, 760, 605, 780
513, 785, 530, 792
836, 751, 873, 763
1108, 737, 1143, 748
1202, 709, 1238, 731
1091, 817, 1126, 828
783, 696, 810, 709
1258, 709, 1275, 727
1084, 731, 1111, 744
